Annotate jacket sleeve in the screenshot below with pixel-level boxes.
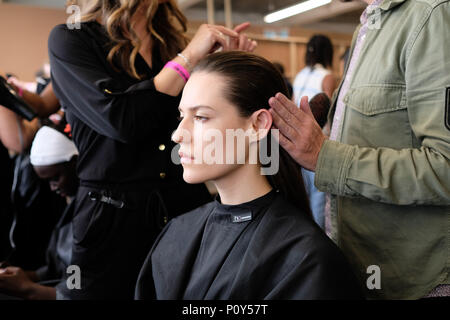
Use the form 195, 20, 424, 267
48, 24, 180, 143
315, 3, 450, 206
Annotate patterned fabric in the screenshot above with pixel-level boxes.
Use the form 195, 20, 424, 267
324, 0, 384, 238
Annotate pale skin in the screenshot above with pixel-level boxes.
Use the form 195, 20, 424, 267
173, 72, 273, 205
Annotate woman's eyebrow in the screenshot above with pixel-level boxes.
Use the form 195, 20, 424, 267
178, 105, 215, 112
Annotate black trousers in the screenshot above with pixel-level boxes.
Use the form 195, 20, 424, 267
58, 181, 211, 300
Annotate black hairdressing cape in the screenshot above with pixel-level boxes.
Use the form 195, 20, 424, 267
135, 190, 364, 300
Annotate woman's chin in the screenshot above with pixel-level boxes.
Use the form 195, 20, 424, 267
182, 171, 207, 184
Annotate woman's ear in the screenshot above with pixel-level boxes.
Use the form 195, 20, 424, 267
250, 109, 272, 142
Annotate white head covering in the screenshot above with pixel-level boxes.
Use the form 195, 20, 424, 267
30, 126, 78, 166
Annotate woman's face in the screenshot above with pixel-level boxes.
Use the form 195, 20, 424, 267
173, 72, 260, 184
34, 161, 78, 198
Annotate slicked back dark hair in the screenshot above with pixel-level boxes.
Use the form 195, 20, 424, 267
193, 51, 312, 219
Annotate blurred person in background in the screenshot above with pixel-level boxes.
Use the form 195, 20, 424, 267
292, 35, 336, 105
0, 126, 78, 300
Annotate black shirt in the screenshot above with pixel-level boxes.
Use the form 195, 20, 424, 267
35, 199, 74, 283
48, 22, 183, 184
135, 190, 364, 300
0, 143, 12, 260
0, 143, 12, 196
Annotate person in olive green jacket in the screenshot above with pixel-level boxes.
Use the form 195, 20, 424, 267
268, 0, 450, 299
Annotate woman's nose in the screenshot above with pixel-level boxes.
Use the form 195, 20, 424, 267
172, 120, 191, 144
172, 125, 183, 143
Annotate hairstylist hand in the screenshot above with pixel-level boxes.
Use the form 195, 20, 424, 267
154, 23, 253, 97
269, 94, 327, 171
229, 22, 258, 52
0, 266, 35, 298
181, 24, 240, 67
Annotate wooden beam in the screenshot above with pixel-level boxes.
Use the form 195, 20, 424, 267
206, 0, 214, 24
224, 0, 232, 29
289, 42, 298, 83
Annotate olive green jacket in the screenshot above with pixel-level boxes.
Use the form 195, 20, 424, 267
316, 0, 450, 299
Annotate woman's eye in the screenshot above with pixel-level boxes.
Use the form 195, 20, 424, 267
194, 116, 208, 122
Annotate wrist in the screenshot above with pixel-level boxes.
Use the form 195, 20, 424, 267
180, 49, 199, 69
177, 53, 192, 70
164, 61, 190, 82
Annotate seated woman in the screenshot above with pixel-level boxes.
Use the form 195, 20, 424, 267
135, 51, 363, 300
0, 126, 78, 300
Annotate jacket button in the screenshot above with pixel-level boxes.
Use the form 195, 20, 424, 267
159, 144, 166, 151
160, 172, 166, 179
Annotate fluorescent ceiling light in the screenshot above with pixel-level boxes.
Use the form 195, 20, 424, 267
264, 0, 332, 23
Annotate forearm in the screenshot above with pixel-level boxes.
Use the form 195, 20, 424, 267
20, 84, 59, 118
315, 140, 450, 206
153, 54, 192, 97
0, 107, 38, 152
25, 283, 56, 300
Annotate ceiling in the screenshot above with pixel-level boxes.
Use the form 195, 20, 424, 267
191, 0, 301, 15
184, 0, 365, 34
1, 0, 366, 34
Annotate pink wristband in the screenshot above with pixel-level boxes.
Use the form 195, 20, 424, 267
18, 87, 23, 97
164, 61, 190, 82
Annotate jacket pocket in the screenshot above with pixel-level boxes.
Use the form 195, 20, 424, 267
340, 85, 412, 149
344, 84, 407, 115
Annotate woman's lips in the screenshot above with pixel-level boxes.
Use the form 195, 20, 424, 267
179, 152, 195, 164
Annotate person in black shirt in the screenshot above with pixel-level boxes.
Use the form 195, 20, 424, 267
0, 142, 13, 262
0, 126, 78, 300
48, 0, 256, 299
135, 52, 363, 300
